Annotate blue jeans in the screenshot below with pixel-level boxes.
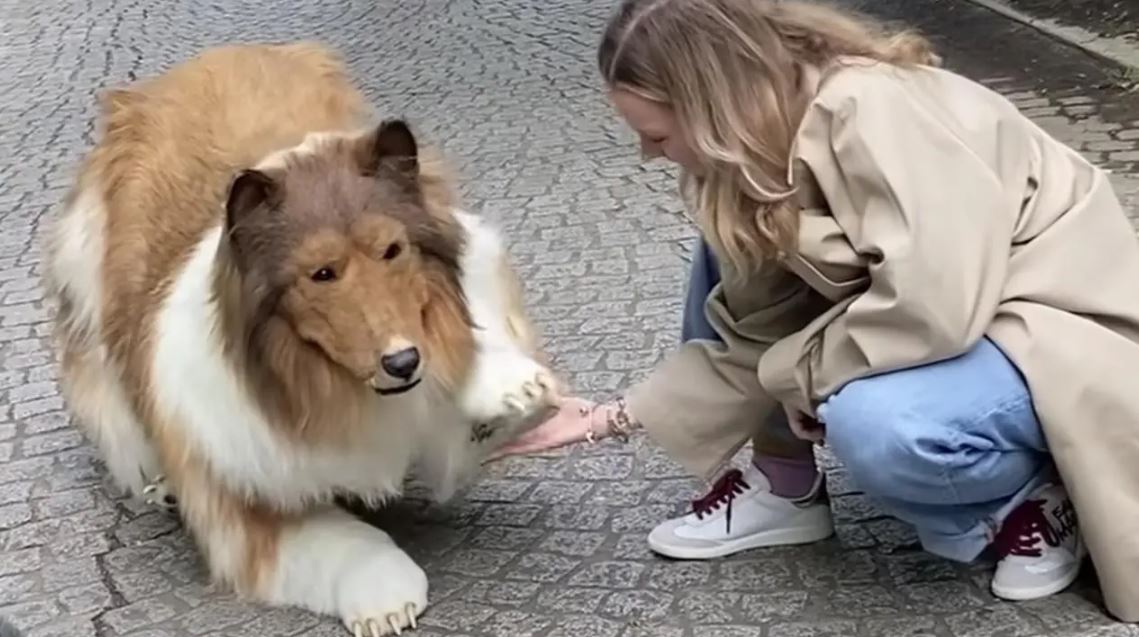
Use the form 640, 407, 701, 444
681, 240, 1053, 562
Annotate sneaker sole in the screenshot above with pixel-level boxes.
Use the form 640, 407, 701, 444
990, 564, 1082, 601
991, 540, 1086, 601
647, 522, 835, 560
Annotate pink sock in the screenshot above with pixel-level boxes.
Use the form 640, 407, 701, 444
753, 453, 819, 499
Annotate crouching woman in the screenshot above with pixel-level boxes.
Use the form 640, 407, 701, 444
497, 0, 1139, 621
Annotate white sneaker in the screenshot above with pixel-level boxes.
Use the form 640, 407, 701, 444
991, 483, 1086, 601
647, 463, 834, 560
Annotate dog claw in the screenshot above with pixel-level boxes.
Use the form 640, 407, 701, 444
348, 616, 406, 636
348, 603, 418, 636
141, 474, 179, 510
503, 373, 558, 415
535, 372, 561, 405
142, 475, 165, 495
536, 371, 554, 389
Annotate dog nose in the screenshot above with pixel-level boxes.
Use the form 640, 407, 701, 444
380, 347, 420, 380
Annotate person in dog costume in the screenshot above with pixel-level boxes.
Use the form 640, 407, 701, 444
495, 0, 1139, 620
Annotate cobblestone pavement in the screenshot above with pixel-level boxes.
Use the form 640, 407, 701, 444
3, 0, 1139, 636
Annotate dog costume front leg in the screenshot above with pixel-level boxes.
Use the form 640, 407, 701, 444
451, 211, 561, 438
264, 508, 428, 636
170, 459, 427, 636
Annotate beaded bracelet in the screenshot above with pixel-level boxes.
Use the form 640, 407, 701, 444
580, 403, 600, 444
606, 396, 634, 442
580, 398, 637, 444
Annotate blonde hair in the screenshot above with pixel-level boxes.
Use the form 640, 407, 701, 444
598, 0, 939, 271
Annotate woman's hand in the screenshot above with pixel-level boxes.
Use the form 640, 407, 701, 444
784, 403, 826, 442
484, 396, 604, 461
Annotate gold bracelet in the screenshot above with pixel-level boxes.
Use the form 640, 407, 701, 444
579, 398, 640, 445
606, 397, 636, 443
580, 404, 600, 445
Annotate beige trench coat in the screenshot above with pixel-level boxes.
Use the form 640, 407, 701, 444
626, 59, 1139, 621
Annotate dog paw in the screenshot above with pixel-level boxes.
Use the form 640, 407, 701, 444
337, 547, 428, 636
459, 346, 559, 436
141, 474, 178, 511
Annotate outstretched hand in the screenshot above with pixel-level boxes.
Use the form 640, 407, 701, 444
484, 396, 600, 462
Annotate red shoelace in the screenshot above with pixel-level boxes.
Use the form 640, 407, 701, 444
992, 499, 1060, 558
691, 468, 750, 533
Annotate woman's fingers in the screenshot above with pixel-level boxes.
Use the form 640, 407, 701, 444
790, 416, 825, 442
484, 427, 551, 459
784, 403, 826, 442
485, 440, 542, 460
484, 396, 598, 461
485, 430, 572, 460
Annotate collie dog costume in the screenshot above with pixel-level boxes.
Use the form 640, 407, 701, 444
45, 42, 560, 635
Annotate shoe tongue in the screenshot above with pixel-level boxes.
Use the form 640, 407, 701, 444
684, 465, 766, 524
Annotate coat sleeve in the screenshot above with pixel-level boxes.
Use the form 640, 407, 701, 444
758, 73, 1018, 410
626, 261, 825, 479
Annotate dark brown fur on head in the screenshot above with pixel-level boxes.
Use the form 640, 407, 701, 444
215, 120, 475, 442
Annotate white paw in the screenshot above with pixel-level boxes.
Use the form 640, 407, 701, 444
336, 546, 428, 637
459, 345, 559, 437
141, 474, 178, 511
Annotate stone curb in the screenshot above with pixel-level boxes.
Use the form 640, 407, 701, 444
964, 0, 1139, 73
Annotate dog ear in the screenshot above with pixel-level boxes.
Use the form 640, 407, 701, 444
224, 169, 281, 267
358, 119, 418, 176
225, 169, 277, 229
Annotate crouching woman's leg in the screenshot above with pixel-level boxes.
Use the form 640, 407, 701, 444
819, 337, 1085, 601
646, 239, 832, 560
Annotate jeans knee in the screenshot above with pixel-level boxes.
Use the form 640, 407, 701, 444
819, 339, 1046, 507
820, 382, 944, 495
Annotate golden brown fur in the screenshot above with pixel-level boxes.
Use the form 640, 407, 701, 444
91, 43, 474, 430
45, 42, 557, 633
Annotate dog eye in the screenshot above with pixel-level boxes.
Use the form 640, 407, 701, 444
310, 266, 338, 282
382, 243, 403, 260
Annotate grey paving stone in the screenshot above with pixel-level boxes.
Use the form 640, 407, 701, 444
1, 0, 1138, 634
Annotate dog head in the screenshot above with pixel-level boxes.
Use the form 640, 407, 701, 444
223, 120, 464, 396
